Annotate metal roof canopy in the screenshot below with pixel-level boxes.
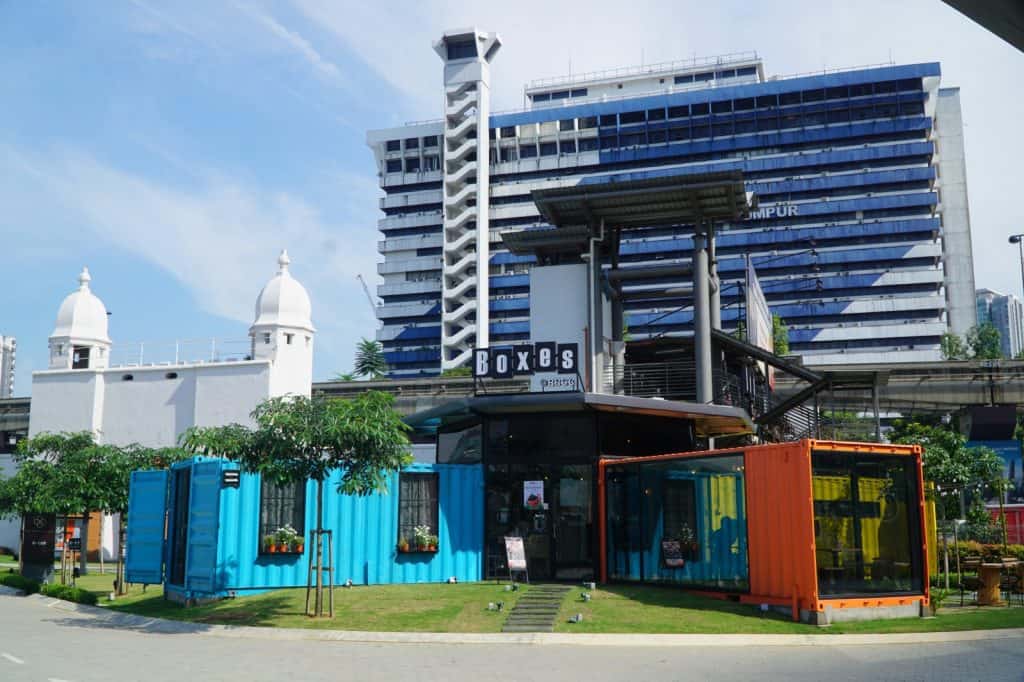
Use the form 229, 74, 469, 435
405, 392, 754, 439
531, 168, 752, 232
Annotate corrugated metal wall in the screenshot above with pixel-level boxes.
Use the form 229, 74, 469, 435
743, 442, 818, 609
214, 461, 483, 593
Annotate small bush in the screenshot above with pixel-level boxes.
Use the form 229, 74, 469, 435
0, 574, 41, 594
40, 582, 98, 605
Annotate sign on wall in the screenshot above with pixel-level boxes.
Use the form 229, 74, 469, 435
523, 480, 545, 510
745, 259, 775, 388
473, 342, 578, 378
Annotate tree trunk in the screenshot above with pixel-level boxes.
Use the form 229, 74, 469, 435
79, 512, 89, 576
117, 513, 128, 595
314, 478, 324, 617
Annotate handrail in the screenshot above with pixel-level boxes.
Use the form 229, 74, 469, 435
526, 51, 760, 90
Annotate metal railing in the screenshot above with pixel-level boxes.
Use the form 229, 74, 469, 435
526, 51, 760, 90
107, 338, 253, 368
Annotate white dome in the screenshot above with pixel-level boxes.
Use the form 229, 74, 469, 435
251, 250, 315, 332
51, 267, 111, 343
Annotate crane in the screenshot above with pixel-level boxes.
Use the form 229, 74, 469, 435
356, 274, 380, 317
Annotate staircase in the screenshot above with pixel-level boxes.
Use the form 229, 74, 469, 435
502, 585, 571, 633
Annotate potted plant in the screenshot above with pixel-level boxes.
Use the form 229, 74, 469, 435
414, 525, 431, 551
292, 533, 305, 553
264, 534, 276, 553
398, 538, 410, 553
275, 525, 299, 553
427, 534, 438, 552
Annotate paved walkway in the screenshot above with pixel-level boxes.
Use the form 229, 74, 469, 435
502, 584, 570, 632
1, 589, 1022, 681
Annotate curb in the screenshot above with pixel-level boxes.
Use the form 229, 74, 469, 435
12, 593, 1024, 647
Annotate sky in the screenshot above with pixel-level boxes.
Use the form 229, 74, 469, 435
1, 1, 1022, 396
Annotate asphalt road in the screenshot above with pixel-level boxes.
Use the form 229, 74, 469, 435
1, 593, 1022, 682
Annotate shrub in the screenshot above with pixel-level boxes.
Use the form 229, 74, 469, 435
0, 573, 41, 594
40, 582, 98, 605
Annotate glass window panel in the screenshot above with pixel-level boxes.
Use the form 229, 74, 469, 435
812, 451, 923, 596
259, 478, 306, 553
398, 472, 439, 544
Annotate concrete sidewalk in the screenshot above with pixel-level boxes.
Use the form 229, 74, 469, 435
8, 589, 1023, 648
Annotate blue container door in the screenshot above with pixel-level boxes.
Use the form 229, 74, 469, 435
185, 460, 223, 595
125, 470, 169, 585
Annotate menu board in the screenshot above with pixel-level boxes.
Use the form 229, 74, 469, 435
505, 536, 527, 571
661, 540, 685, 568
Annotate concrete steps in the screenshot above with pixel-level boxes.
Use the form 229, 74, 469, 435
502, 585, 570, 633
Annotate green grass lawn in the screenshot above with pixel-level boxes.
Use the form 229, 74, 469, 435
553, 584, 1024, 635
15, 572, 1024, 635
54, 572, 526, 632
0, 553, 16, 564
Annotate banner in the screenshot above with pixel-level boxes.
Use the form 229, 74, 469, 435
745, 258, 775, 388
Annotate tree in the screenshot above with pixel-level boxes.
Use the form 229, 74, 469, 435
889, 419, 1006, 523
331, 372, 357, 382
440, 366, 471, 378
940, 332, 969, 360
353, 338, 387, 379
181, 392, 411, 617
772, 314, 789, 356
8, 433, 186, 580
966, 323, 1002, 360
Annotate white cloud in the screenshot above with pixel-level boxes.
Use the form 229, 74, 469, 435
232, 3, 346, 84
3, 145, 381, 378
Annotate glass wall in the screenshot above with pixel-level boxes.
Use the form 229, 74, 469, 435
606, 455, 748, 590
811, 450, 923, 595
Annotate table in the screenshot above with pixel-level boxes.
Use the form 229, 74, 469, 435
977, 560, 1020, 606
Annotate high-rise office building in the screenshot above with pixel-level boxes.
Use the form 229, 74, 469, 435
0, 336, 15, 398
976, 288, 1024, 358
367, 30, 977, 376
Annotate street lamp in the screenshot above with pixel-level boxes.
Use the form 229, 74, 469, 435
1009, 234, 1024, 299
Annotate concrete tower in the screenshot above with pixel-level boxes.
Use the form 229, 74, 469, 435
48, 267, 111, 371
433, 28, 501, 370
250, 250, 315, 398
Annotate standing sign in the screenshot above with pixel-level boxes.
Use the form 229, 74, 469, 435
504, 536, 527, 572
21, 513, 56, 583
523, 480, 545, 510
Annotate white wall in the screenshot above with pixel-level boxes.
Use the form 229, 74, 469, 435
29, 372, 101, 436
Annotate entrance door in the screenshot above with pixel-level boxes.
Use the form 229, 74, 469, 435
167, 467, 191, 586
484, 463, 593, 581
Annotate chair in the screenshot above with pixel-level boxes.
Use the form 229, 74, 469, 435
959, 575, 984, 606
999, 571, 1022, 607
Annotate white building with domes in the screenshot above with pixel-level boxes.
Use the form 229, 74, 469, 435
16, 252, 316, 559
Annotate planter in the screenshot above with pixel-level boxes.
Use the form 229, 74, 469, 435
428, 544, 437, 552
268, 544, 279, 554
293, 545, 304, 554
418, 545, 429, 552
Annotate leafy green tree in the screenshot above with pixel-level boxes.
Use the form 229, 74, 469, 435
353, 338, 387, 379
889, 419, 1006, 527
331, 372, 357, 382
966, 323, 1002, 359
181, 392, 411, 617
440, 366, 472, 378
940, 332, 969, 360
772, 314, 789, 355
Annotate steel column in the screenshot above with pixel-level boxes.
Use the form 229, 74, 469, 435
694, 227, 713, 403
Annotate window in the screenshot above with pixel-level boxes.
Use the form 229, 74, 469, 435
165, 372, 178, 380
405, 158, 420, 172
811, 450, 923, 596
578, 138, 599, 152
570, 88, 587, 98
423, 136, 438, 147
259, 478, 306, 554
499, 146, 517, 162
446, 39, 477, 60
532, 93, 550, 103
285, 333, 293, 345
578, 116, 597, 129
715, 69, 735, 79
620, 110, 645, 124
711, 100, 731, 114
559, 119, 575, 132
560, 140, 577, 154
691, 102, 709, 116
398, 472, 439, 546
72, 346, 90, 369
539, 142, 557, 156
674, 74, 694, 84
737, 66, 757, 77
599, 114, 617, 127
121, 374, 133, 381
647, 108, 665, 121
667, 105, 688, 119
385, 159, 402, 173
694, 71, 714, 82
385, 140, 401, 152
404, 138, 419, 150
500, 126, 516, 137
520, 144, 537, 158
263, 333, 271, 344
423, 155, 439, 171
550, 90, 570, 100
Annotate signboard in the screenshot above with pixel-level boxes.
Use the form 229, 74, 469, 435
523, 480, 544, 510
504, 536, 527, 572
67, 537, 82, 551
745, 203, 799, 220
745, 258, 775, 389
221, 470, 240, 488
474, 341, 580, 393
22, 513, 56, 564
661, 540, 685, 568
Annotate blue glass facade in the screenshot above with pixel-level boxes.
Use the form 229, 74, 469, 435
370, 60, 970, 376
